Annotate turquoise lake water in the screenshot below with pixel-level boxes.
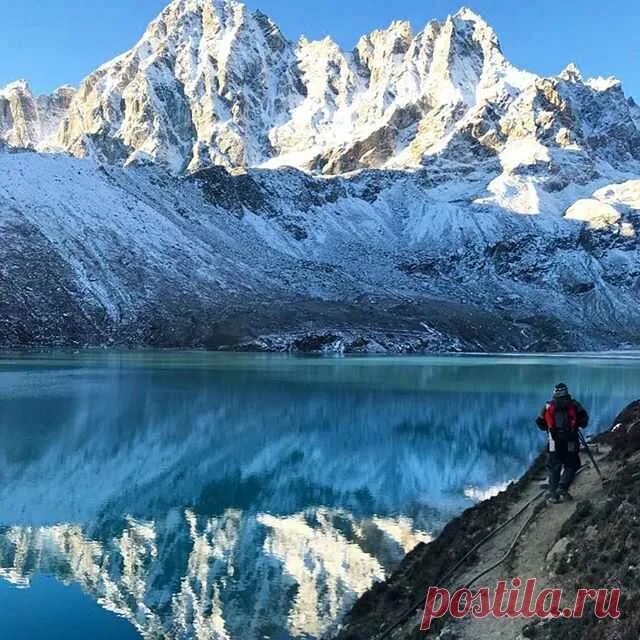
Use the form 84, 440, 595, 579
0, 351, 638, 639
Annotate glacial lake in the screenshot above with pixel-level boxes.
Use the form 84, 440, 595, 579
0, 351, 638, 640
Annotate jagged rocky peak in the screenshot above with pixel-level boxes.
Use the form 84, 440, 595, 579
0, 80, 75, 150
283, 7, 538, 173
0, 80, 37, 150
55, 0, 303, 171
355, 20, 414, 69
559, 62, 583, 83
2, 0, 639, 180
48, 1, 536, 173
449, 6, 502, 50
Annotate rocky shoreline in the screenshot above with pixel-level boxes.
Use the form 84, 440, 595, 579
331, 401, 640, 640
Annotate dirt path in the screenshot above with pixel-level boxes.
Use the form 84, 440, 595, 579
452, 446, 611, 639
373, 447, 613, 640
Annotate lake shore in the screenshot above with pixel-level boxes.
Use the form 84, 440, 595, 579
331, 400, 640, 640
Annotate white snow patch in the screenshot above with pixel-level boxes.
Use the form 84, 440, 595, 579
565, 198, 621, 229
464, 482, 510, 502
593, 180, 640, 210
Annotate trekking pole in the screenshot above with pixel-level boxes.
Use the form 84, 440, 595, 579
578, 430, 604, 483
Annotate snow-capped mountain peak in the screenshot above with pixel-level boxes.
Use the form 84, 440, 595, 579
2, 78, 31, 93
3, 0, 638, 184
52, 0, 303, 172
559, 62, 583, 83
1, 1, 640, 354
453, 6, 485, 21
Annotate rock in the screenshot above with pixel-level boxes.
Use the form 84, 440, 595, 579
617, 500, 635, 516
0, 80, 74, 150
625, 533, 635, 550
437, 626, 461, 639
585, 524, 599, 540
546, 536, 570, 570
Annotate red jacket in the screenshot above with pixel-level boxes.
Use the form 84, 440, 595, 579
536, 398, 588, 440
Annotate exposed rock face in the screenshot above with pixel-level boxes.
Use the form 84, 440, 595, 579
54, 0, 304, 172
0, 80, 75, 149
3, 0, 639, 185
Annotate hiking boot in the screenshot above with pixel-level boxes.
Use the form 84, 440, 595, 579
546, 491, 561, 504
559, 489, 574, 502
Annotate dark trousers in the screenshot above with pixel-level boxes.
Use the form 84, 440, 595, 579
548, 443, 581, 493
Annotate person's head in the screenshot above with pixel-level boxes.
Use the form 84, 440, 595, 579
553, 383, 570, 401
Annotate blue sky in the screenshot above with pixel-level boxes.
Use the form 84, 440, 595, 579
1, 0, 638, 99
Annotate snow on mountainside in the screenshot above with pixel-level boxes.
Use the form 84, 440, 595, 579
0, 0, 639, 351
0, 151, 639, 352
2, 0, 638, 181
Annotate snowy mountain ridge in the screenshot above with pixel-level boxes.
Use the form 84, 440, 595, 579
0, 1, 639, 351
2, 1, 639, 181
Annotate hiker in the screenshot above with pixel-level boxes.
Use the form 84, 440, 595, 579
536, 383, 589, 503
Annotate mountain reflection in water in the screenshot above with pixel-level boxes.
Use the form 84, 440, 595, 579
0, 352, 637, 639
